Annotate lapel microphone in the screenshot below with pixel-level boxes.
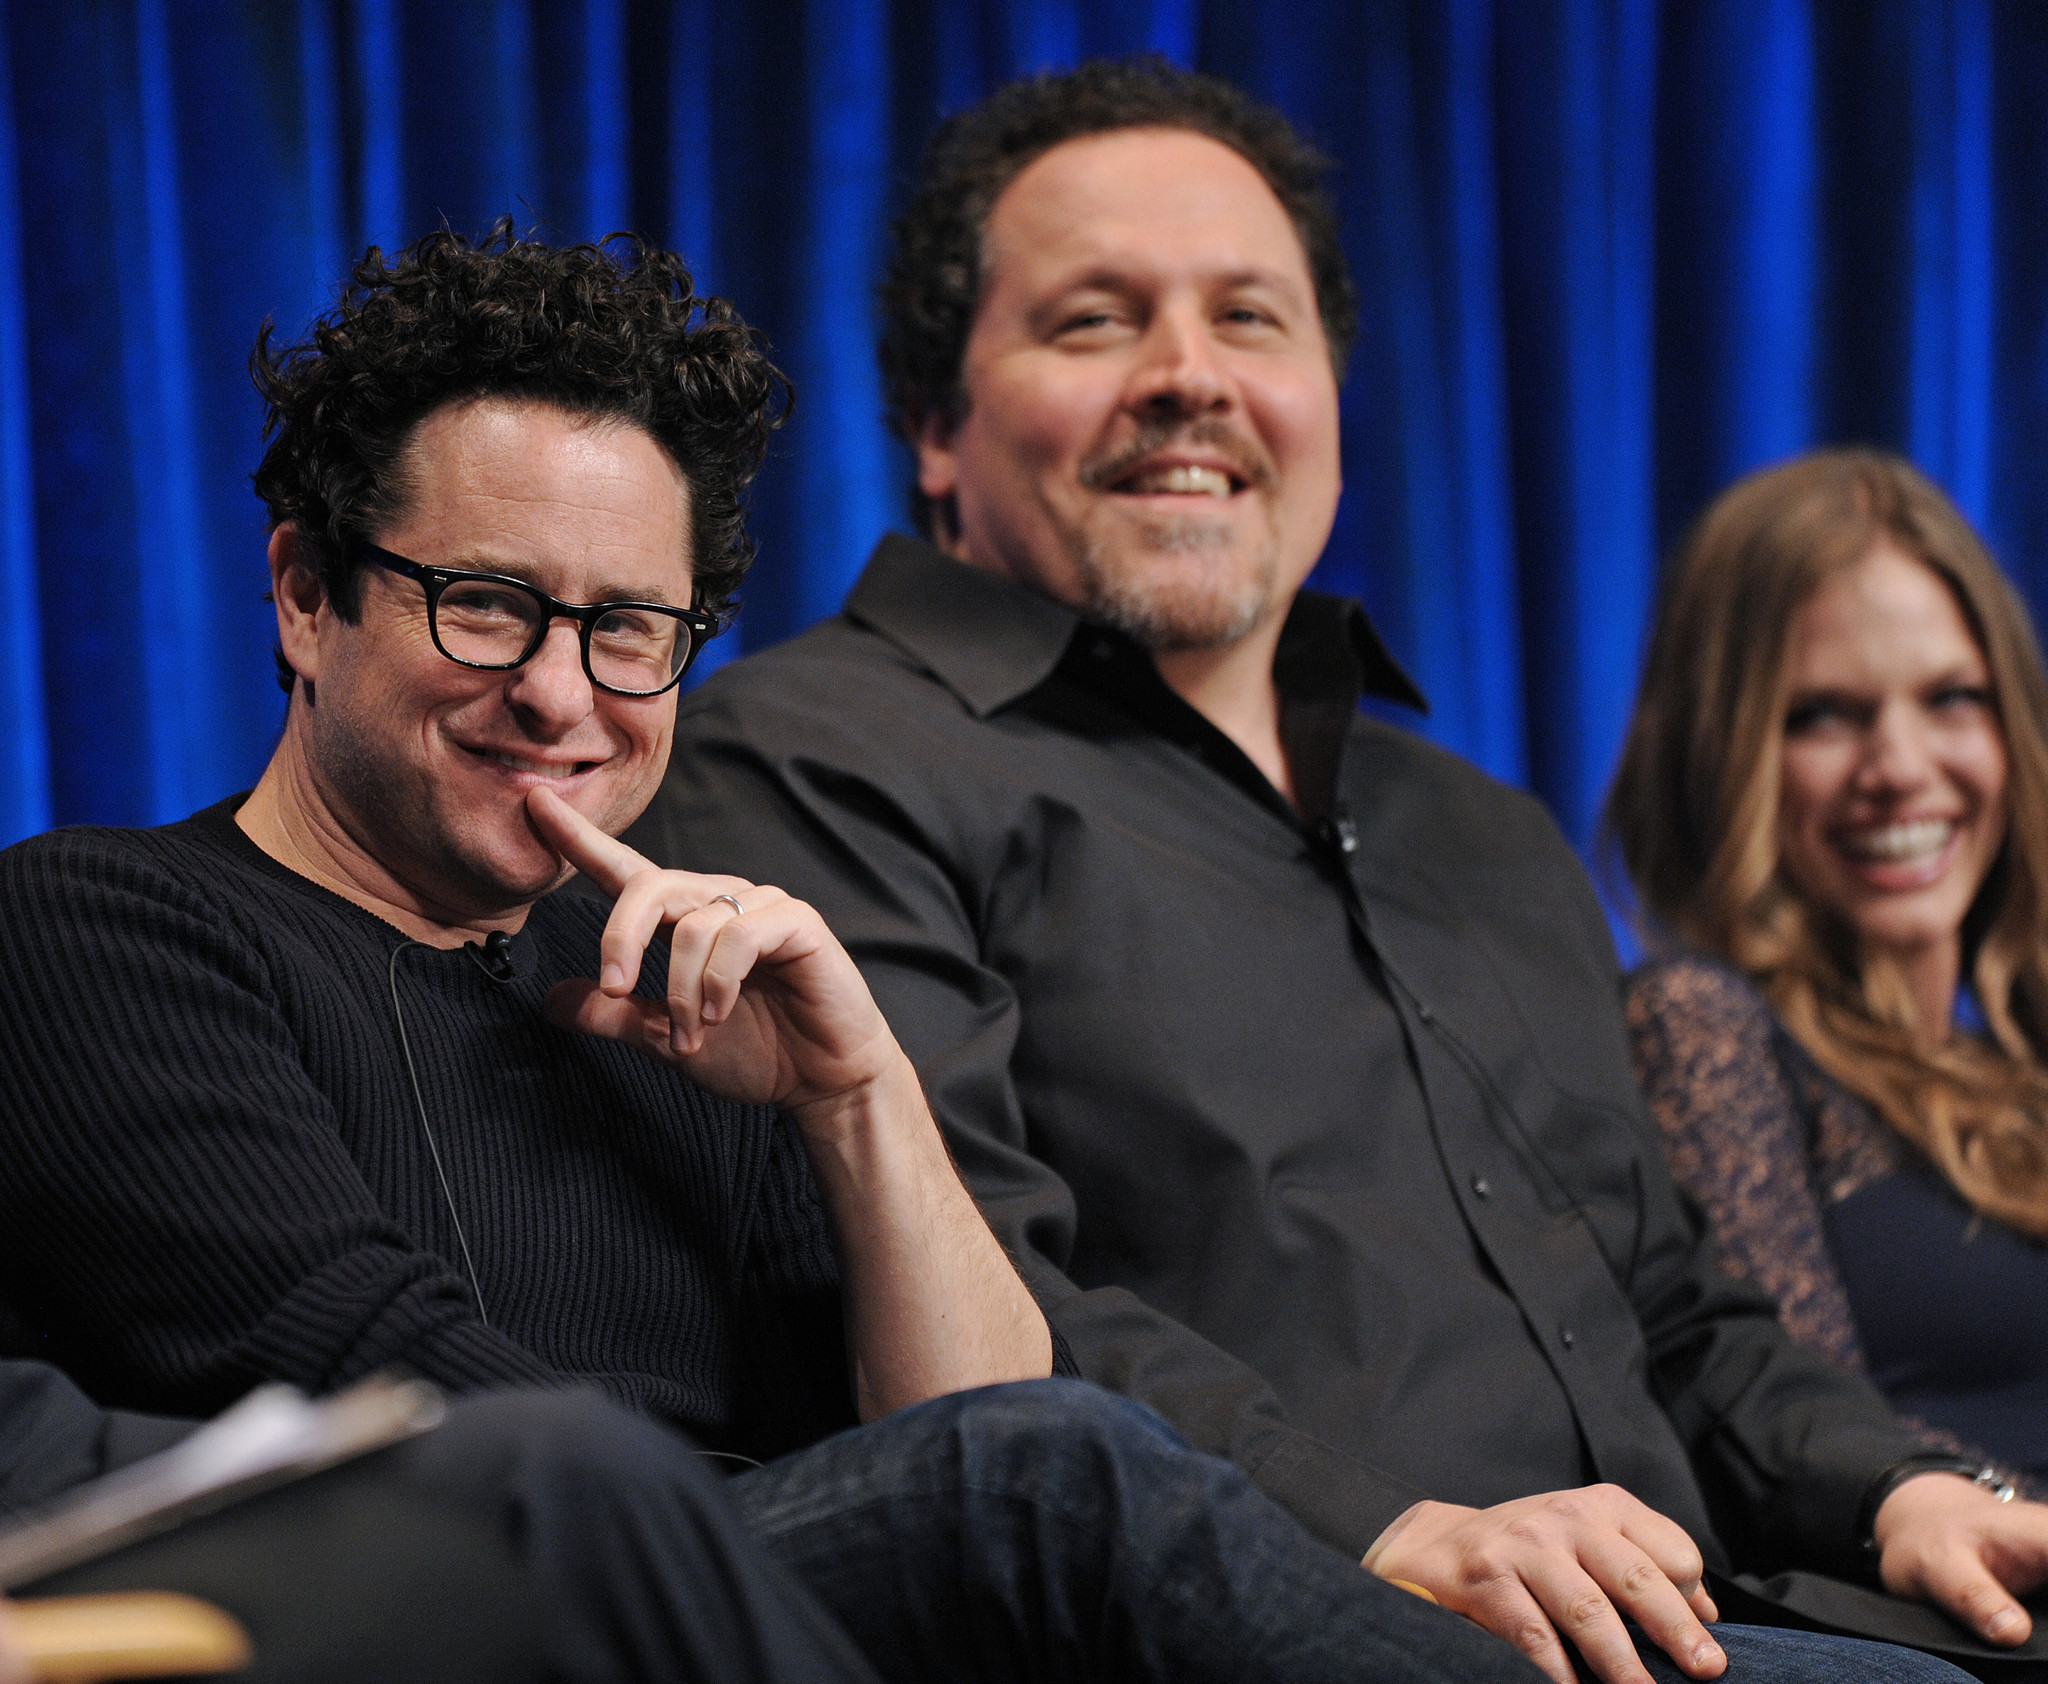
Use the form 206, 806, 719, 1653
466, 928, 516, 984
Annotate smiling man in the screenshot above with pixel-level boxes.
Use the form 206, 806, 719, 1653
629, 59, 2048, 1684
0, 223, 1555, 1684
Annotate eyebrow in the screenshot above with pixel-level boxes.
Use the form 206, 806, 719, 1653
1783, 664, 1992, 703
1042, 263, 1306, 299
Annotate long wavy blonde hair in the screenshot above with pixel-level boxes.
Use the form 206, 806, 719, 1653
1607, 449, 2048, 1237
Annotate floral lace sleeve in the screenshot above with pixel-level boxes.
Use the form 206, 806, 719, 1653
1626, 956, 2041, 1498
1624, 955, 1868, 1374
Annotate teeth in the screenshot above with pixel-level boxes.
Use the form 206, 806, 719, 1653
1840, 820, 1954, 862
1125, 464, 1234, 498
487, 750, 581, 779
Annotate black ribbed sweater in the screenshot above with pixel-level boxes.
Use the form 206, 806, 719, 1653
0, 799, 853, 1461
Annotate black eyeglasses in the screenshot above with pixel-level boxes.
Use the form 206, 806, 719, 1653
361, 544, 720, 698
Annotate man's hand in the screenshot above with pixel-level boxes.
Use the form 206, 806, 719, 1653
526, 783, 1050, 1413
1363, 1485, 1725, 1684
527, 785, 901, 1131
1875, 1473, 2048, 1646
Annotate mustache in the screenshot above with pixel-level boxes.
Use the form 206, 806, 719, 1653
1079, 419, 1274, 494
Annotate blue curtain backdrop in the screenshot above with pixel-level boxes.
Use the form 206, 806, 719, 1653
3, 0, 2047, 863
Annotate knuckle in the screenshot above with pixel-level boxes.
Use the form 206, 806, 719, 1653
1618, 1559, 1663, 1598
1562, 1589, 1612, 1632
1464, 1551, 1521, 1590
615, 869, 660, 908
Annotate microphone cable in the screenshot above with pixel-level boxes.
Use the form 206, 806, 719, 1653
383, 927, 779, 1476
387, 941, 492, 1328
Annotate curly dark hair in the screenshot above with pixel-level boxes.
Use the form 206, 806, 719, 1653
252, 218, 788, 689
880, 57, 1356, 538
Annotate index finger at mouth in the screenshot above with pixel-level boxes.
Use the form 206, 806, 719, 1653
526, 784, 653, 894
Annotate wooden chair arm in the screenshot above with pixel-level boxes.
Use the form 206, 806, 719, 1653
1386, 1577, 1441, 1604
10, 1591, 251, 1681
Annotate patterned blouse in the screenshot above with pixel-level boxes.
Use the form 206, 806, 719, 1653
1625, 953, 2046, 1494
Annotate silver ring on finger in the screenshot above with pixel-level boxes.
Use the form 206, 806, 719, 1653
709, 893, 746, 918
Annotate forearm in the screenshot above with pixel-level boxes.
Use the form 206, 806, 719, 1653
793, 1054, 1051, 1418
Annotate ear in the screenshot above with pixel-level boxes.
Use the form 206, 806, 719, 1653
914, 407, 960, 507
268, 523, 328, 691
914, 408, 968, 550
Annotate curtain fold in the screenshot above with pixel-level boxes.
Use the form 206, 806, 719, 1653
1, 0, 2041, 856
0, 9, 49, 840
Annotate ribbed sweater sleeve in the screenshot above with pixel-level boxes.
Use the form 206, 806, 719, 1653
0, 824, 573, 1413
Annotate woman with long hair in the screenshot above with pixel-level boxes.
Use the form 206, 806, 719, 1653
1608, 448, 2048, 1490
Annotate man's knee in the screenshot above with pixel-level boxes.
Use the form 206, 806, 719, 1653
939, 1375, 1180, 1441
731, 1378, 1180, 1542
925, 1377, 1188, 1475
897, 1376, 1240, 1538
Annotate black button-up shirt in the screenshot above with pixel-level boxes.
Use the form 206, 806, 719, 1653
631, 534, 1919, 1572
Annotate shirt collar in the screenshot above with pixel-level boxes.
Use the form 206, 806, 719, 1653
842, 532, 1429, 719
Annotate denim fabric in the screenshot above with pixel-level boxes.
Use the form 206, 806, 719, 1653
1574, 1621, 1981, 1684
731, 1378, 1546, 1684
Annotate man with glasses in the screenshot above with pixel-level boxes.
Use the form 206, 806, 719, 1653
358, 542, 722, 700
0, 221, 1551, 1683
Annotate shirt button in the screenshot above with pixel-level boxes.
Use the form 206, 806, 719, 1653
1558, 1325, 1577, 1350
1470, 1175, 1491, 1199
1416, 1001, 1435, 1023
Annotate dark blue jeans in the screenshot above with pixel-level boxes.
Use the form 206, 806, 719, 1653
732, 1378, 1545, 1683
732, 1378, 1981, 1684
1572, 1622, 1979, 1683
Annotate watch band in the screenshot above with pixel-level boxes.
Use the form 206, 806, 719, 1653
1858, 1454, 2018, 1558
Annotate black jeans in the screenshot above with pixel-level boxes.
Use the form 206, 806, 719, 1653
24, 1387, 880, 1684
